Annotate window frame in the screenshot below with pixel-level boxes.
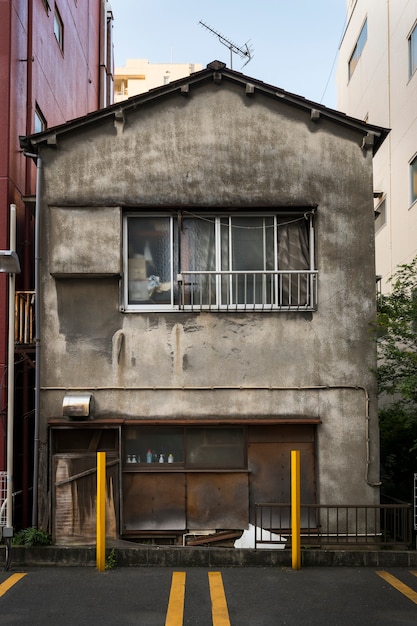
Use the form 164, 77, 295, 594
123, 210, 316, 313
123, 425, 247, 471
411, 154, 417, 206
34, 105, 46, 134
409, 22, 417, 79
54, 5, 64, 51
348, 18, 368, 80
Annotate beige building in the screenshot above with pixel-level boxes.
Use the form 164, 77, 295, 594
337, 0, 417, 291
114, 59, 202, 102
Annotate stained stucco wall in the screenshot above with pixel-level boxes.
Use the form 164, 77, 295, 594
36, 80, 380, 518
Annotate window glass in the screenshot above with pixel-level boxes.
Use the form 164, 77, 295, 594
127, 216, 174, 305
125, 211, 314, 311
186, 428, 245, 468
34, 107, 46, 133
349, 19, 367, 79
409, 23, 417, 77
411, 156, 417, 205
54, 7, 64, 50
124, 426, 184, 465
374, 199, 386, 232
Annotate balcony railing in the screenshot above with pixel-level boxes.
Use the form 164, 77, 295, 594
15, 291, 35, 345
254, 503, 413, 549
178, 270, 318, 312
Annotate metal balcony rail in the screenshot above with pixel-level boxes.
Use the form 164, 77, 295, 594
15, 291, 35, 345
254, 503, 413, 549
178, 270, 318, 311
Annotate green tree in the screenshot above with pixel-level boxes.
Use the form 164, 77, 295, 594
377, 257, 417, 501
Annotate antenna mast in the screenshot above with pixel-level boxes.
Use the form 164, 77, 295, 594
199, 21, 254, 69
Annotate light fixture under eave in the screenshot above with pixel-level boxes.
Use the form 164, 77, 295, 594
0, 250, 21, 274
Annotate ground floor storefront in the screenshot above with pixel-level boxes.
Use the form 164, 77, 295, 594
49, 420, 319, 545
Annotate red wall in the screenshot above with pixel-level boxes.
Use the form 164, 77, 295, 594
0, 0, 105, 475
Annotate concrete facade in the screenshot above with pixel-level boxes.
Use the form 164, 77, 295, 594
337, 0, 417, 290
21, 62, 387, 543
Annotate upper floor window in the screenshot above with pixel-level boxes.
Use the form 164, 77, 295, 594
349, 19, 367, 79
54, 6, 64, 51
123, 211, 316, 312
374, 198, 386, 233
411, 155, 417, 205
34, 106, 46, 134
409, 23, 417, 78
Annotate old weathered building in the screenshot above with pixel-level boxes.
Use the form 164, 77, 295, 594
21, 61, 388, 544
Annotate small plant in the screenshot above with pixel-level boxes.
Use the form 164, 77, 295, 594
105, 548, 117, 570
13, 527, 52, 546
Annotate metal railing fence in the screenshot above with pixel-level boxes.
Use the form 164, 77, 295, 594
178, 270, 318, 311
254, 503, 413, 549
15, 291, 35, 345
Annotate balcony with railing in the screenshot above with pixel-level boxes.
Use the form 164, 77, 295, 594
15, 291, 35, 346
177, 270, 318, 312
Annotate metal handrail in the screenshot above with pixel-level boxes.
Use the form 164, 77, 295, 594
254, 503, 413, 549
178, 270, 318, 311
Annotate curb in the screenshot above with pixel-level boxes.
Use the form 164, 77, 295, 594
2, 545, 417, 568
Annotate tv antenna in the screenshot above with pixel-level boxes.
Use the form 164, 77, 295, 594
199, 21, 254, 70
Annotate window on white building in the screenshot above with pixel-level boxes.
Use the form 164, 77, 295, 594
349, 19, 368, 79
124, 211, 316, 312
409, 23, 417, 78
374, 199, 386, 232
54, 6, 64, 51
411, 155, 417, 205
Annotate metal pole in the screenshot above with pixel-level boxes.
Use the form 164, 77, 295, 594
291, 450, 301, 570
5, 204, 17, 535
96, 451, 106, 571
32, 154, 42, 527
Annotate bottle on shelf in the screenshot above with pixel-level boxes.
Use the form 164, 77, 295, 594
146, 449, 153, 463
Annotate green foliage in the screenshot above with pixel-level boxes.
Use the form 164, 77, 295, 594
105, 548, 117, 570
376, 257, 417, 499
13, 527, 52, 546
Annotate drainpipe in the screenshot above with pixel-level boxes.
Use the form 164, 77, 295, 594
23, 151, 42, 528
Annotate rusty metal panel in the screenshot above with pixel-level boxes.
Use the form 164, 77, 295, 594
186, 473, 249, 530
122, 473, 186, 532
53, 453, 119, 544
248, 431, 316, 528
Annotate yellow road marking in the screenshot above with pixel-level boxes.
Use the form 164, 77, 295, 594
208, 571, 231, 626
165, 571, 186, 626
376, 571, 417, 605
0, 573, 27, 598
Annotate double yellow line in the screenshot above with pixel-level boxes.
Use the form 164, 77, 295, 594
165, 571, 230, 626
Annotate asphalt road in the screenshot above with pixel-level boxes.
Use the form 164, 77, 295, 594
1, 566, 417, 625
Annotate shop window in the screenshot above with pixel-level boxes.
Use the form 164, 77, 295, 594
52, 428, 118, 453
123, 426, 245, 470
124, 210, 316, 312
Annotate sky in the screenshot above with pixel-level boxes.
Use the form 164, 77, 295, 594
110, 0, 348, 109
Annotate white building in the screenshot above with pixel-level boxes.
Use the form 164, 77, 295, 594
337, 0, 417, 290
114, 59, 202, 102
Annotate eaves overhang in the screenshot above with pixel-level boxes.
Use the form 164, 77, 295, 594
19, 60, 390, 156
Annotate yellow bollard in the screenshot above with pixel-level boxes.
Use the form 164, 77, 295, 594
291, 450, 301, 570
96, 451, 106, 571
